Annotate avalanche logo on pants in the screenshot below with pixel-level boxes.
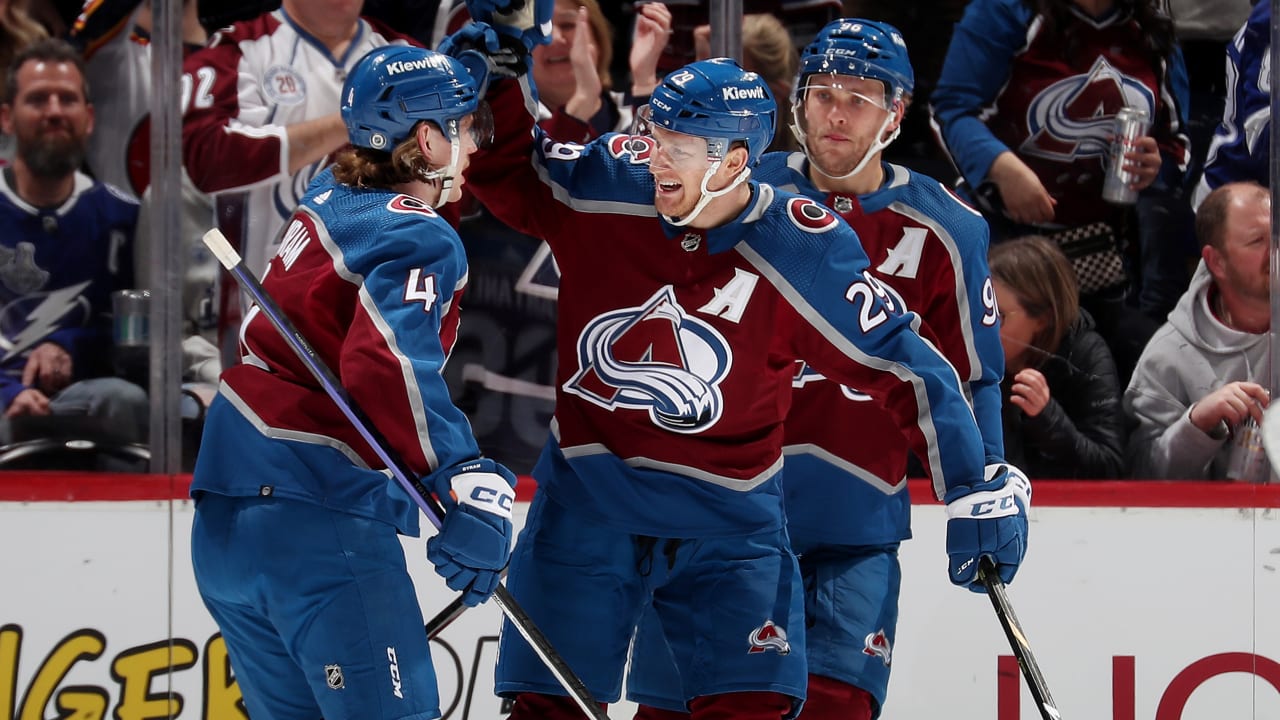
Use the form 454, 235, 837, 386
863, 629, 892, 667
566, 286, 731, 433
747, 620, 791, 655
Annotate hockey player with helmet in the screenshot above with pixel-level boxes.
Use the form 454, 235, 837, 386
442, 7, 1028, 717
627, 19, 1018, 720
189, 46, 515, 720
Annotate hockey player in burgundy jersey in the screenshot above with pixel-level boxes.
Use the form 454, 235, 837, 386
190, 47, 516, 720
627, 20, 1011, 720
445, 12, 1028, 718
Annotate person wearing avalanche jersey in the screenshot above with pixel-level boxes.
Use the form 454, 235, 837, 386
179, 0, 419, 365
930, 0, 1191, 379
626, 20, 1009, 720
1192, 2, 1269, 210
444, 9, 1029, 718
190, 47, 518, 720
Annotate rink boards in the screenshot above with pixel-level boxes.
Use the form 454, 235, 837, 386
2, 474, 1279, 720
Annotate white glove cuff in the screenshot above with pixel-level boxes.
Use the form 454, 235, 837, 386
451, 471, 516, 519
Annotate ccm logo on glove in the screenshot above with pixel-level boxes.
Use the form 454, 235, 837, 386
450, 470, 515, 518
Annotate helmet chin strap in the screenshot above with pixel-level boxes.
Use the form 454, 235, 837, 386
417, 119, 463, 208
792, 109, 899, 182
790, 91, 904, 182
663, 162, 753, 227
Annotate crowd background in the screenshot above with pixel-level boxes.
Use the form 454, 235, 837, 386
0, 0, 1270, 481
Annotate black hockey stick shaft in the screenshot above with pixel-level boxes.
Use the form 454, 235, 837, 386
979, 557, 1062, 720
203, 229, 607, 720
426, 590, 470, 638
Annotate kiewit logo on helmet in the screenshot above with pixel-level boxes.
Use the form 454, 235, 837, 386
723, 85, 766, 101
386, 56, 445, 75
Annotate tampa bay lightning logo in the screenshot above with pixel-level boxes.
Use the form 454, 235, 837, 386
1021, 56, 1155, 162
565, 287, 731, 433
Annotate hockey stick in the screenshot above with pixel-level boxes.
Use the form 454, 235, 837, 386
203, 229, 607, 720
979, 557, 1062, 720
426, 588, 471, 639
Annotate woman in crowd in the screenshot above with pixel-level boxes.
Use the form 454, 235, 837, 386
990, 235, 1127, 479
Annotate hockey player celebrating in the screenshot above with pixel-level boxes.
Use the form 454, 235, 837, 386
189, 46, 517, 720
627, 19, 1014, 720
443, 9, 1029, 718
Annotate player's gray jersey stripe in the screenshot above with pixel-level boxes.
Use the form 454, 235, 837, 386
550, 418, 783, 491
221, 381, 373, 468
887, 199, 984, 383
299, 204, 441, 471
783, 443, 907, 496
735, 242, 964, 495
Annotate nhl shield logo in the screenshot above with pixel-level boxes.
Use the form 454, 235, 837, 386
325, 664, 345, 690
680, 233, 701, 252
833, 196, 854, 214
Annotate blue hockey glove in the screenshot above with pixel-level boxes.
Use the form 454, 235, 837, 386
426, 458, 517, 607
438, 21, 529, 85
464, 0, 552, 51
944, 463, 1031, 593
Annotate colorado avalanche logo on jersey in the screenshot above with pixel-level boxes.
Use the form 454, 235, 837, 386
786, 197, 839, 233
565, 286, 731, 433
607, 134, 656, 165
1021, 56, 1155, 162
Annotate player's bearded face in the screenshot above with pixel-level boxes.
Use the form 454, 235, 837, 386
7, 61, 93, 179
647, 126, 716, 218
797, 74, 892, 176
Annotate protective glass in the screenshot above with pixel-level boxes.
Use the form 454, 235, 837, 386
796, 76, 889, 116
633, 104, 717, 170
449, 100, 494, 149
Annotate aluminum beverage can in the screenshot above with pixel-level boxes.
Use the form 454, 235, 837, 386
1101, 106, 1150, 205
112, 289, 150, 348
1225, 416, 1272, 483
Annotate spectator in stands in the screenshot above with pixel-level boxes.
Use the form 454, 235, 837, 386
654, 0, 839, 77
180, 0, 417, 367
70, 0, 207, 200
1124, 181, 1270, 480
690, 13, 799, 152
930, 0, 1194, 385
1167, 0, 1250, 202
1192, 2, 1268, 209
0, 0, 48, 164
0, 39, 146, 446
990, 235, 1126, 479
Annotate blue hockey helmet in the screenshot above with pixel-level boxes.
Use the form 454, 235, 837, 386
646, 58, 777, 167
795, 19, 914, 104
341, 45, 481, 151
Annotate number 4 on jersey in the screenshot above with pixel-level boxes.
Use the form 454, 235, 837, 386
405, 269, 438, 310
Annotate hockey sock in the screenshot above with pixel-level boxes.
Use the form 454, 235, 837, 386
688, 691, 794, 719
506, 692, 608, 720
797, 674, 874, 720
